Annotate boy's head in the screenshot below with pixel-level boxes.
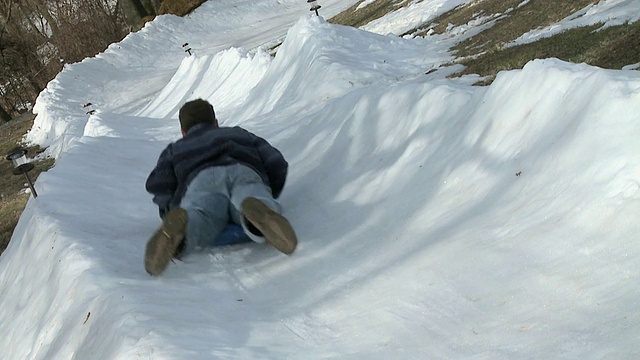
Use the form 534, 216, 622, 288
179, 99, 218, 135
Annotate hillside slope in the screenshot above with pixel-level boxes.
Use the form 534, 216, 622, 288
0, 0, 639, 359
332, 0, 639, 81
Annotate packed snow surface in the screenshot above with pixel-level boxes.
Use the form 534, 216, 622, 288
1, 0, 639, 359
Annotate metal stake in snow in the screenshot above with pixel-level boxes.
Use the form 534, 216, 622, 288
182, 42, 192, 56
308, 0, 321, 16
6, 147, 38, 198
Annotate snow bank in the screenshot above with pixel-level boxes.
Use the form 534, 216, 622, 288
135, 48, 271, 120
362, 0, 473, 36
230, 16, 452, 121
25, 0, 358, 159
26, 14, 188, 158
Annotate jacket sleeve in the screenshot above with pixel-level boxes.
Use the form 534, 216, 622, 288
145, 144, 177, 218
254, 136, 288, 198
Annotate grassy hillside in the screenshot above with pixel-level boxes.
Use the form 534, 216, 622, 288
0, 114, 53, 253
330, 0, 639, 83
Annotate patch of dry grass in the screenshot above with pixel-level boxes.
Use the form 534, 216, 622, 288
141, 0, 207, 25
397, 0, 637, 83
158, 0, 208, 16
0, 114, 54, 254
0, 195, 28, 253
447, 0, 598, 58
456, 20, 640, 82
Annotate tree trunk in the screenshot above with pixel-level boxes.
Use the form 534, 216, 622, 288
118, 0, 151, 30
141, 0, 162, 14
0, 104, 12, 122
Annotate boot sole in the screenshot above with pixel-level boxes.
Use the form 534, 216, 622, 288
144, 208, 188, 276
241, 197, 297, 255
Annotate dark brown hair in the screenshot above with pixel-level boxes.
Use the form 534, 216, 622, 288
178, 99, 217, 133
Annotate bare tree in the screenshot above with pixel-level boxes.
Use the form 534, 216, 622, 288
0, 103, 10, 123
0, 0, 129, 120
119, 0, 154, 30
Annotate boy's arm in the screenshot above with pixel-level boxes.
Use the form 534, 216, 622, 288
145, 145, 178, 218
254, 137, 288, 198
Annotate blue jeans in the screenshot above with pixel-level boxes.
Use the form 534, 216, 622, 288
179, 164, 281, 255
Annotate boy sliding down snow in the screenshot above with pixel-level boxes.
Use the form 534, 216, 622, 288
144, 99, 297, 276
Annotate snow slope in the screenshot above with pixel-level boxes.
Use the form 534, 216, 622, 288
1, 0, 639, 359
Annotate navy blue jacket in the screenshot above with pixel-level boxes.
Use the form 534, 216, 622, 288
145, 123, 288, 217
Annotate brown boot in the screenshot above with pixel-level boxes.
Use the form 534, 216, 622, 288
241, 197, 297, 255
144, 208, 188, 276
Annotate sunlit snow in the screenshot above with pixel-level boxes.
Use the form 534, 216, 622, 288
1, 0, 639, 359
